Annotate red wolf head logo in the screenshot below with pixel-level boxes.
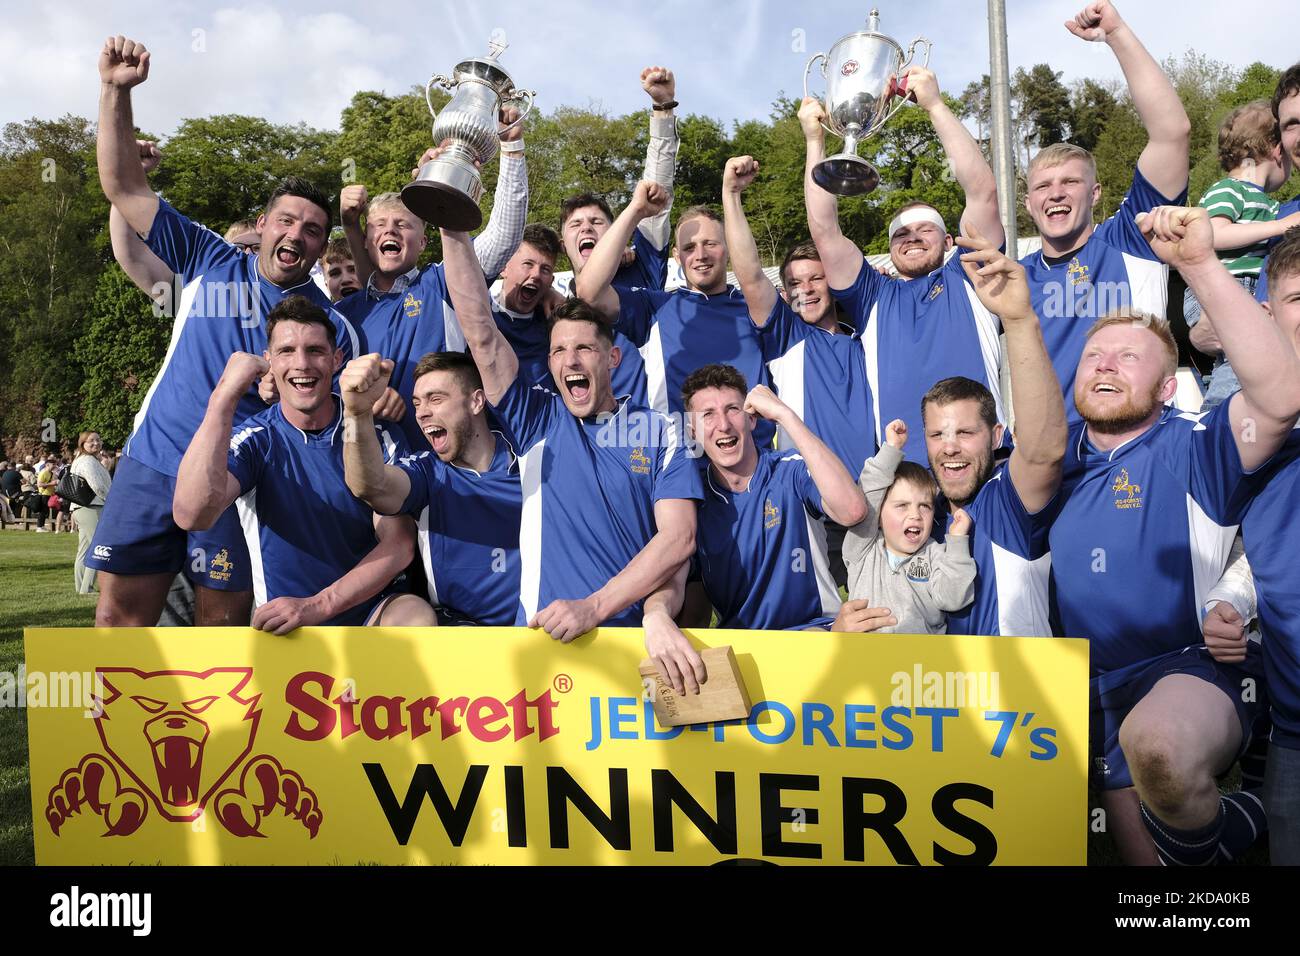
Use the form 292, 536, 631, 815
93, 668, 261, 822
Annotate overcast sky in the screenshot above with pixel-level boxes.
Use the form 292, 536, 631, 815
1, 0, 1294, 136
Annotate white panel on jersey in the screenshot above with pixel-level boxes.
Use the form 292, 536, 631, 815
640, 323, 669, 420
1121, 252, 1170, 319
962, 283, 1008, 427
443, 299, 467, 353
804, 510, 841, 617
990, 542, 1053, 637
859, 303, 883, 448
1172, 367, 1205, 414
127, 274, 203, 451
517, 439, 547, 621
417, 506, 440, 607
235, 488, 267, 607
767, 338, 807, 453
1185, 493, 1238, 614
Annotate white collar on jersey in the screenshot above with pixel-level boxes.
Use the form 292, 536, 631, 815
678, 284, 743, 301
447, 429, 519, 478
284, 393, 345, 445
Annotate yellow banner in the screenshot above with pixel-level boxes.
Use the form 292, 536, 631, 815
25, 627, 1087, 865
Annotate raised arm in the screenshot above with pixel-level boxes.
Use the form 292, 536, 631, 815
173, 353, 266, 531
638, 66, 680, 249
799, 97, 866, 290
340, 354, 412, 515
904, 67, 1003, 247
745, 386, 866, 527
340, 184, 374, 286
721, 156, 778, 326
96, 36, 160, 236
472, 106, 529, 278
957, 227, 1067, 513
530, 497, 697, 643
1141, 206, 1300, 471
440, 227, 518, 404
572, 180, 669, 319
1066, 1, 1189, 198
250, 513, 417, 636
110, 205, 173, 297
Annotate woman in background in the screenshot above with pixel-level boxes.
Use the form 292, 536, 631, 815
71, 432, 113, 593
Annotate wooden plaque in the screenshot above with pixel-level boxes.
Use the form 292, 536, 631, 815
638, 645, 753, 727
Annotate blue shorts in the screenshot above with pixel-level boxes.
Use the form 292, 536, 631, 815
86, 454, 251, 590
1090, 644, 1265, 791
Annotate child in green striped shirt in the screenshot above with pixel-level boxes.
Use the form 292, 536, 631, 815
1186, 99, 1300, 407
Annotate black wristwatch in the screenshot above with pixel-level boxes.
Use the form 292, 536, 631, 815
651, 100, 679, 112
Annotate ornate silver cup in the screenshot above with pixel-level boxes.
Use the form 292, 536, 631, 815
401, 44, 535, 230
804, 10, 931, 196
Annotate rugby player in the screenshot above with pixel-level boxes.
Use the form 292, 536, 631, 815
173, 297, 433, 631
341, 350, 523, 626
442, 216, 703, 642
89, 35, 358, 627
558, 66, 680, 295
1020, 1, 1191, 423
801, 65, 1006, 464
1047, 206, 1300, 864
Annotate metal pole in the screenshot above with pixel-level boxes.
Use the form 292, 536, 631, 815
987, 0, 1018, 252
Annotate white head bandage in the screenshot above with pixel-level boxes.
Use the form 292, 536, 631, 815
888, 206, 947, 240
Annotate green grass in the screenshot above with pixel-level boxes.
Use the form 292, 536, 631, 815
0, 531, 97, 865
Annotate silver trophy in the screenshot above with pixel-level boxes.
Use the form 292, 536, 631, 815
804, 10, 931, 196
402, 41, 535, 230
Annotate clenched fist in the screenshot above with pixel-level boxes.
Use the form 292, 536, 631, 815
99, 35, 150, 88
723, 155, 760, 194
641, 66, 676, 105
340, 353, 395, 414
340, 184, 368, 229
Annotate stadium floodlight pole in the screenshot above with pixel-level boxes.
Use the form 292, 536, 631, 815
987, 0, 1018, 252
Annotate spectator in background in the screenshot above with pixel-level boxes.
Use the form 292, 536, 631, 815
33, 457, 55, 532
224, 219, 260, 254
320, 236, 360, 302
71, 432, 113, 593
1, 461, 20, 525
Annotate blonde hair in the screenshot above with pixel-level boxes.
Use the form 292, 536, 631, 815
1027, 143, 1097, 182
1084, 310, 1178, 378
223, 219, 258, 242
1218, 100, 1280, 171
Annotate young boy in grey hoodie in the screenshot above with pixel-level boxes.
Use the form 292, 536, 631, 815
842, 419, 975, 633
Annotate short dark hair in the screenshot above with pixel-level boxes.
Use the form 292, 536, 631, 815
265, 295, 337, 346
675, 204, 722, 240
265, 176, 332, 233
920, 376, 998, 430
1273, 62, 1300, 121
521, 223, 562, 262
780, 240, 822, 288
413, 351, 483, 394
681, 363, 749, 411
1266, 227, 1300, 290
546, 298, 615, 346
889, 460, 940, 500
559, 193, 615, 231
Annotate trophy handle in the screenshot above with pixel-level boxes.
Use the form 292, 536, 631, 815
802, 52, 836, 137
499, 88, 536, 134
425, 74, 453, 121
875, 37, 933, 131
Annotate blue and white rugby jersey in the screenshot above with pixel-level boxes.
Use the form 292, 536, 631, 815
128, 199, 358, 476
831, 255, 1004, 464
1021, 167, 1187, 426
391, 433, 523, 627
696, 449, 840, 630
226, 397, 407, 626
491, 376, 704, 626
1048, 402, 1259, 674
758, 298, 877, 476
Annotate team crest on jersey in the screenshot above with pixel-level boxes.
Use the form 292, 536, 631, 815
629, 447, 651, 475
928, 281, 944, 301
763, 499, 781, 529
1067, 258, 1091, 286
208, 548, 234, 583
1111, 468, 1142, 510
403, 292, 422, 317
905, 555, 932, 583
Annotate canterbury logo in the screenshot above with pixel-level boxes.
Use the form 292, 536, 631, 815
93, 545, 112, 559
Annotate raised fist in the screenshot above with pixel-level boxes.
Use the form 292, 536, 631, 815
885, 418, 908, 450
901, 66, 940, 110
215, 352, 271, 404
799, 96, 827, 141
949, 506, 972, 536
99, 35, 151, 89
340, 353, 394, 414
136, 139, 161, 174
498, 104, 524, 143
723, 155, 760, 194
743, 385, 787, 422
641, 66, 676, 105
1137, 206, 1216, 273
340, 184, 368, 228
629, 180, 670, 220
1065, 1, 1125, 42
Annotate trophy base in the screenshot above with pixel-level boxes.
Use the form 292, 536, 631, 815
812, 154, 881, 197
401, 158, 485, 231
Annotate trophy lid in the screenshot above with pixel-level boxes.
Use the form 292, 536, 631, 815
453, 57, 516, 92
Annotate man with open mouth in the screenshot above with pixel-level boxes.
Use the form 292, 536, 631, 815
557, 65, 680, 297
334, 107, 529, 452
87, 34, 360, 629
801, 64, 1007, 466
442, 224, 703, 643
1045, 206, 1300, 867
576, 181, 777, 450
173, 296, 436, 632
1019, 0, 1191, 426
340, 349, 524, 627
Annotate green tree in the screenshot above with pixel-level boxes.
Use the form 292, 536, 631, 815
1013, 64, 1074, 150
1068, 79, 1118, 152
